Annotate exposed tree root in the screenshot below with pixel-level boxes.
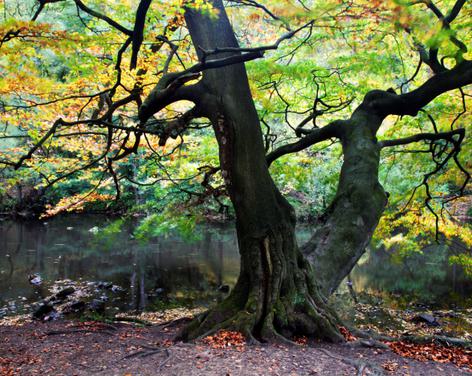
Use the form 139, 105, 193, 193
112, 316, 153, 326
157, 317, 192, 329
46, 329, 115, 336
122, 345, 164, 359
177, 282, 344, 344
89, 322, 118, 331
158, 349, 172, 371
400, 335, 472, 349
180, 224, 349, 344
349, 327, 472, 349
347, 339, 390, 350
319, 348, 386, 376
122, 346, 172, 372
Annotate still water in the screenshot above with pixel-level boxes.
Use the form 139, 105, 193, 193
1, 215, 471, 317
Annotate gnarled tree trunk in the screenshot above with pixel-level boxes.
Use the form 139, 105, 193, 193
138, 0, 471, 343
303, 58, 472, 295
178, 0, 343, 342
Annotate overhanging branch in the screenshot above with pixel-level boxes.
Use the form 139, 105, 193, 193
139, 20, 315, 122
74, 0, 133, 36
266, 120, 344, 165
363, 59, 472, 118
197, 20, 313, 59
379, 128, 465, 148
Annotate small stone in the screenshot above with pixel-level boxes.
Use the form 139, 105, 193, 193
97, 282, 113, 289
33, 303, 54, 320
44, 311, 62, 321
55, 287, 75, 300
411, 313, 440, 326
29, 274, 42, 286
88, 299, 106, 313
218, 285, 230, 293
110, 285, 124, 293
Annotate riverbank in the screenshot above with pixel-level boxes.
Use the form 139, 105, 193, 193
2, 216, 471, 320
2, 216, 471, 375
1, 316, 470, 376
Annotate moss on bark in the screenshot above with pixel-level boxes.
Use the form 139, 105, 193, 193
178, 225, 344, 343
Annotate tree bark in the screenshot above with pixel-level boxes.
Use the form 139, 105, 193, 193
303, 60, 472, 295
177, 0, 343, 342
303, 108, 388, 297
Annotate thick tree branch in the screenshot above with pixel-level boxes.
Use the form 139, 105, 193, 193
185, 50, 265, 71
266, 120, 344, 165
139, 21, 314, 123
142, 106, 203, 146
295, 113, 316, 136
446, 0, 467, 23
130, 0, 153, 69
138, 51, 267, 122
32, 0, 64, 20
379, 128, 465, 148
420, 0, 466, 46
73, 0, 133, 36
362, 59, 472, 118
138, 73, 202, 123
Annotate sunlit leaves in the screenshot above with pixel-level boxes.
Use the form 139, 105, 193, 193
42, 191, 114, 218
0, 0, 470, 269
449, 254, 472, 277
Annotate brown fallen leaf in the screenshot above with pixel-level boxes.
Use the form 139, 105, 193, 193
382, 360, 399, 372
203, 330, 246, 351
339, 326, 357, 342
387, 341, 472, 369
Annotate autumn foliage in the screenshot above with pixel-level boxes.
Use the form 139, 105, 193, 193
203, 330, 246, 351
338, 326, 471, 369
388, 341, 472, 369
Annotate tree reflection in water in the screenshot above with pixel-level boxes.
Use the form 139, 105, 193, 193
0, 216, 470, 317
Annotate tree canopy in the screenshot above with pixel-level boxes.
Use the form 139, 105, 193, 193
0, 0, 471, 341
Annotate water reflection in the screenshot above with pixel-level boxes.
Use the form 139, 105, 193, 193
350, 244, 472, 309
0, 216, 240, 315
0, 216, 471, 317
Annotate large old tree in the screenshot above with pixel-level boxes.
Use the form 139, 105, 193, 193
1, 0, 470, 342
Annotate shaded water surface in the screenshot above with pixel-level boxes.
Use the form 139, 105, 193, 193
0, 216, 471, 317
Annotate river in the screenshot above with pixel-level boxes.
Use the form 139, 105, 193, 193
1, 215, 471, 318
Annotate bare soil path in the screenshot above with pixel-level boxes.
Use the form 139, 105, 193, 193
1, 319, 470, 376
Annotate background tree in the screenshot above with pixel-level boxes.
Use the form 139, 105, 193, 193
0, 0, 470, 342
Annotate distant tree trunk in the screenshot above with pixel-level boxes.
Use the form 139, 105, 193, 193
178, 0, 342, 342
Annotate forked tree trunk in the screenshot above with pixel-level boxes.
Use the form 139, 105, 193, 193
140, 0, 470, 342
178, 0, 343, 342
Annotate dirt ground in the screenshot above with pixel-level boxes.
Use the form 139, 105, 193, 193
1, 319, 470, 376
